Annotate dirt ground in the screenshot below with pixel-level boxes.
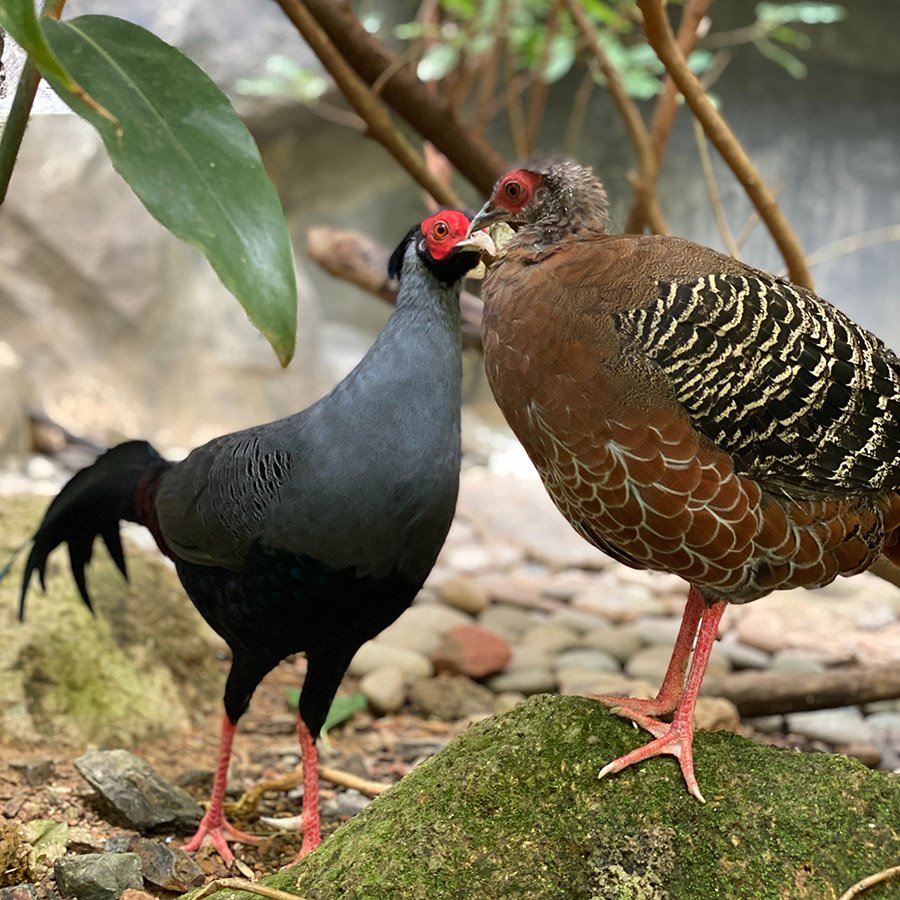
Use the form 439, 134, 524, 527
0, 654, 468, 897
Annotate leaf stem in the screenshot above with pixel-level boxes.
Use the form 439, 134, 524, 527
0, 0, 66, 205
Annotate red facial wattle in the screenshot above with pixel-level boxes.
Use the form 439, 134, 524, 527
422, 209, 471, 260
493, 169, 544, 214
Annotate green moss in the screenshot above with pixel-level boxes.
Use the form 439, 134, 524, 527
183, 695, 900, 900
1, 494, 220, 745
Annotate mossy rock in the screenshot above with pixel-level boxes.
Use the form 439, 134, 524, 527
187, 695, 900, 900
0, 493, 220, 746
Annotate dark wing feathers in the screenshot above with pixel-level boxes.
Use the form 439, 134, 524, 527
154, 432, 296, 571
616, 271, 900, 496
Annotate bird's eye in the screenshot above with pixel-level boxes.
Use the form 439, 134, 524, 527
432, 220, 450, 240
504, 181, 523, 200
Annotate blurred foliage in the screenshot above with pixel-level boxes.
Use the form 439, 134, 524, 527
242, 2, 845, 143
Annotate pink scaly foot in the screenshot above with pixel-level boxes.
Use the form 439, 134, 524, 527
598, 598, 727, 802
182, 713, 261, 864
287, 716, 322, 864
591, 586, 705, 722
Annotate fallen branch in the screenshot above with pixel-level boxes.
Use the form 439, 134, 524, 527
194, 879, 304, 900
638, 0, 814, 288
306, 227, 485, 349
702, 662, 900, 718
229, 761, 389, 820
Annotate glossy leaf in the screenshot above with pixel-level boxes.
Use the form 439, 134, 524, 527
40, 15, 297, 365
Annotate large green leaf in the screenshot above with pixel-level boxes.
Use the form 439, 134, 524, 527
40, 15, 297, 365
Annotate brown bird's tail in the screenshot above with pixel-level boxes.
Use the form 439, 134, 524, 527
11, 440, 170, 618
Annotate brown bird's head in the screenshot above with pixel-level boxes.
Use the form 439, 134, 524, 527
468, 160, 609, 239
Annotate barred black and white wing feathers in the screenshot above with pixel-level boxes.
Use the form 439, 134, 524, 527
616, 271, 900, 496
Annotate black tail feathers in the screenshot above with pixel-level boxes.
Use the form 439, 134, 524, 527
15, 440, 169, 619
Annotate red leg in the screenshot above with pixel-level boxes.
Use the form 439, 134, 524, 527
183, 712, 261, 864
598, 598, 727, 802
287, 716, 322, 863
591, 586, 705, 721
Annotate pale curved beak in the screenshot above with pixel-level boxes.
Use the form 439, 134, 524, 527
456, 229, 497, 259
466, 201, 507, 237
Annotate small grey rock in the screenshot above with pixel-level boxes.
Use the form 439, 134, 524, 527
769, 649, 827, 674
54, 853, 142, 900
521, 623, 580, 655
745, 715, 785, 734
74, 749, 202, 832
717, 639, 771, 670
493, 691, 526, 715
786, 708, 872, 746
865, 711, 900, 735
486, 666, 557, 696
104, 835, 203, 891
554, 648, 620, 675
321, 789, 372, 819
409, 674, 495, 720
0, 887, 38, 900
477, 604, 537, 641
581, 624, 643, 663
378, 604, 472, 655
349, 642, 432, 681
634, 616, 683, 647
437, 577, 491, 615
360, 665, 407, 714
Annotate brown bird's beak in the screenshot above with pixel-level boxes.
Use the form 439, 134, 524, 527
456, 228, 497, 261
466, 201, 507, 237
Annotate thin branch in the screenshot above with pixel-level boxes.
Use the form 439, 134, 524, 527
639, 0, 814, 288
564, 68, 595, 155
625, 0, 711, 232
524, 0, 566, 154
806, 224, 900, 268
837, 865, 900, 900
566, 0, 669, 235
692, 118, 740, 258
274, 0, 462, 210
502, 2, 528, 159
0, 0, 66, 205
294, 0, 506, 194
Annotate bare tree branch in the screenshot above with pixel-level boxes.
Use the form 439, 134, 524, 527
274, 0, 462, 209
638, 0, 814, 288
291, 0, 506, 195
625, 0, 711, 233
693, 118, 741, 257
566, 0, 669, 235
524, 0, 567, 154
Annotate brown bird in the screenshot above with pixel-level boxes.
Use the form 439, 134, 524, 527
468, 160, 900, 800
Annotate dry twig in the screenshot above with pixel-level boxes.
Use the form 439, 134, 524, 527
194, 878, 305, 900
638, 0, 813, 288
837, 865, 900, 900
692, 118, 741, 258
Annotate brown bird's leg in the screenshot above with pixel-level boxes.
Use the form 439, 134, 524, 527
183, 713, 261, 863
591, 586, 705, 720
287, 716, 322, 862
598, 598, 726, 802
